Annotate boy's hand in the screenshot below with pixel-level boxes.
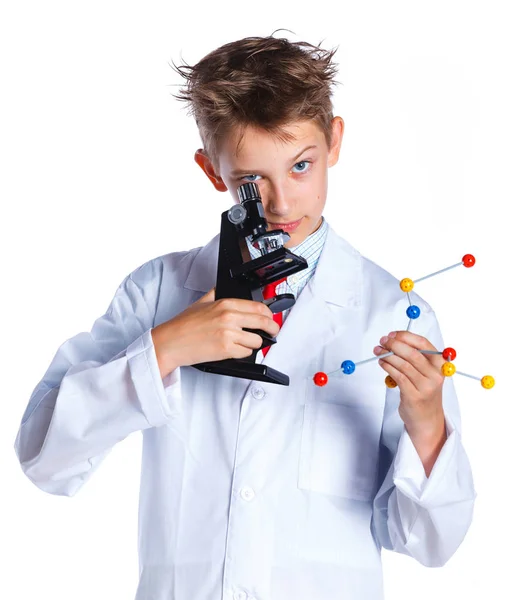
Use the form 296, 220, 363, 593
152, 287, 280, 378
374, 330, 447, 475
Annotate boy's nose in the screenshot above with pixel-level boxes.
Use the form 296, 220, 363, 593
264, 186, 291, 217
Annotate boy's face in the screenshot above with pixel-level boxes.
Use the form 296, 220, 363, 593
195, 117, 344, 248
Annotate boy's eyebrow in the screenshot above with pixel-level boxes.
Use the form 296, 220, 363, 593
229, 145, 318, 176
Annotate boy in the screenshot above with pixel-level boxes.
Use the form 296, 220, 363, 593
15, 34, 476, 600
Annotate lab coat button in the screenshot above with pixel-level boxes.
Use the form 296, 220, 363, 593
234, 591, 247, 600
240, 487, 255, 501
251, 386, 265, 399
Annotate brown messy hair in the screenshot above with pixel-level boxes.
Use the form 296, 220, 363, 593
170, 33, 340, 169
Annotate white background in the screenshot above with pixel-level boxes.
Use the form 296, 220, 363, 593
1, 1, 527, 598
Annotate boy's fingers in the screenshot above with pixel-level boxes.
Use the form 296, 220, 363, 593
382, 331, 444, 372
384, 337, 431, 369
391, 330, 437, 352
196, 288, 274, 316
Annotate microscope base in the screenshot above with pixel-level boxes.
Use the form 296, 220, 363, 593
192, 360, 289, 385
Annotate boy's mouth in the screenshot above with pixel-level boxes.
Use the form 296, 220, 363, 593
267, 218, 303, 232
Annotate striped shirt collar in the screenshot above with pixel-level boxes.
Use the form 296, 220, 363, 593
246, 216, 329, 290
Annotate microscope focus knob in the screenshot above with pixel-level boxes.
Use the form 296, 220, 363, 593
227, 204, 247, 225
263, 293, 296, 314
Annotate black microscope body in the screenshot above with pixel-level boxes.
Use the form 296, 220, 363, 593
191, 182, 308, 385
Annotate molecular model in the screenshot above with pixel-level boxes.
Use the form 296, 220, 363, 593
313, 254, 495, 390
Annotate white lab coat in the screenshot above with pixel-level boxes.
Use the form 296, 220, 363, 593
14, 224, 476, 600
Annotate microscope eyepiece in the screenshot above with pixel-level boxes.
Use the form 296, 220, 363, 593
237, 182, 261, 204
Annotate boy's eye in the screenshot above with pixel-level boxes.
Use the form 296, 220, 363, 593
292, 160, 311, 173
239, 161, 311, 181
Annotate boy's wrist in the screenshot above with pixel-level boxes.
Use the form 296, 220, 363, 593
404, 414, 447, 477
151, 323, 180, 379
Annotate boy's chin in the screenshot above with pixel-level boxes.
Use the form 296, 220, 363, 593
284, 232, 305, 248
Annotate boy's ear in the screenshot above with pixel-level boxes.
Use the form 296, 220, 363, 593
327, 116, 345, 168
194, 149, 228, 192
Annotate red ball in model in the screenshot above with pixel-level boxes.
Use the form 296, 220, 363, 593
442, 347, 457, 361
462, 254, 475, 268
313, 372, 328, 387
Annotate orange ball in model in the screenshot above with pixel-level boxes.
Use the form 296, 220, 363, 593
385, 375, 398, 388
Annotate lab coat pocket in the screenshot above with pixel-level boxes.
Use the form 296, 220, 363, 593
298, 398, 382, 502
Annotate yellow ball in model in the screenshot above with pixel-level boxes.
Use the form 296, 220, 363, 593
400, 278, 414, 292
442, 362, 456, 377
481, 375, 495, 389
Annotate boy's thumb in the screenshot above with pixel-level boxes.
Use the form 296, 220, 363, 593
196, 287, 216, 303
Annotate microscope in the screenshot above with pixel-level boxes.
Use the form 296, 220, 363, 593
192, 182, 308, 385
